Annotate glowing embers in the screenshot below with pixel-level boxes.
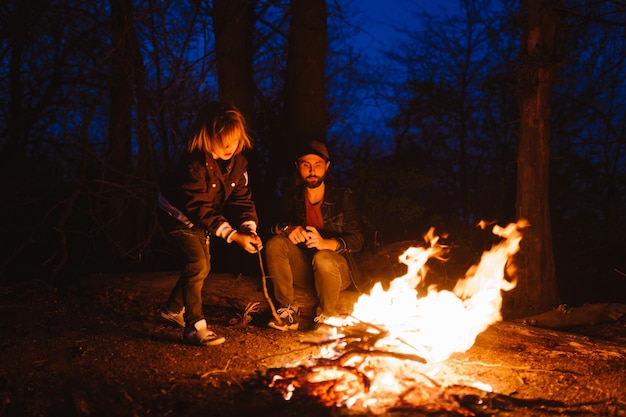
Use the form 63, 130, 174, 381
268, 352, 473, 415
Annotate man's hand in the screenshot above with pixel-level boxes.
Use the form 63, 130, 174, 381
286, 226, 338, 251
232, 231, 263, 253
287, 225, 311, 245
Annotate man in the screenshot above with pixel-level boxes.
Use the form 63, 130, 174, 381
264, 140, 364, 330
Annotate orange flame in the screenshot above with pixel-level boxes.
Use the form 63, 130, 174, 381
270, 220, 528, 413
329, 219, 527, 362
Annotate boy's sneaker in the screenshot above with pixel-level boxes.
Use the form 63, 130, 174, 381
160, 305, 185, 328
183, 319, 225, 346
268, 306, 300, 331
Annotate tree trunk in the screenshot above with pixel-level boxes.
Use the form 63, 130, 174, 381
105, 0, 151, 264
212, 0, 256, 122
212, 0, 266, 227
281, 0, 328, 166
108, 0, 133, 179
106, 0, 134, 258
130, 24, 152, 183
129, 0, 158, 260
510, 0, 562, 318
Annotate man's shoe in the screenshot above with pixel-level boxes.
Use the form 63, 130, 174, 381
268, 306, 300, 331
160, 305, 185, 328
183, 319, 225, 346
313, 313, 329, 330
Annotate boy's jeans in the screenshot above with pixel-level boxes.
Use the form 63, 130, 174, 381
165, 227, 210, 326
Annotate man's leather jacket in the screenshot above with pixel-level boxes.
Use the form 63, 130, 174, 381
276, 183, 364, 254
271, 182, 365, 291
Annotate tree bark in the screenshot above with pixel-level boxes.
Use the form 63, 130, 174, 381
281, 0, 328, 166
108, 0, 133, 180
105, 0, 152, 263
511, 0, 562, 318
106, 0, 134, 259
212, 0, 256, 122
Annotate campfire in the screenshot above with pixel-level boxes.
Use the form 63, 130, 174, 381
267, 220, 530, 415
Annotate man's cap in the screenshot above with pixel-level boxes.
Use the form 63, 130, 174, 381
295, 140, 330, 162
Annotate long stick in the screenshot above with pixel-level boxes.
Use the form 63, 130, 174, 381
258, 249, 281, 323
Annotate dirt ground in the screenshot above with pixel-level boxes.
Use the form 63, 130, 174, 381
1, 272, 626, 417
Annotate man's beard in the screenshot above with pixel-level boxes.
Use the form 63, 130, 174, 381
304, 175, 324, 188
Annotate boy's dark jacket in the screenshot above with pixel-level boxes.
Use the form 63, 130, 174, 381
160, 150, 258, 236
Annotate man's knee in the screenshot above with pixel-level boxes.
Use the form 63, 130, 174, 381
312, 250, 341, 272
265, 234, 291, 255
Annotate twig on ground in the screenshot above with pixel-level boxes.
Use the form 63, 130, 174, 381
200, 358, 232, 378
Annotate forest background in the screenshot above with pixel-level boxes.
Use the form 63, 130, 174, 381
1, 0, 625, 319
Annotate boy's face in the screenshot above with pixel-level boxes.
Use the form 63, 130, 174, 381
212, 137, 239, 160
297, 154, 329, 188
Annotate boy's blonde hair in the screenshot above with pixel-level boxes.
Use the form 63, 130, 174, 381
187, 102, 253, 154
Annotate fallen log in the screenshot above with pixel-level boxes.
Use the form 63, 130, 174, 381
201, 272, 360, 318
517, 302, 626, 329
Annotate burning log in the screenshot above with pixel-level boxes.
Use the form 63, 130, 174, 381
293, 315, 429, 363
266, 315, 470, 414
268, 365, 370, 405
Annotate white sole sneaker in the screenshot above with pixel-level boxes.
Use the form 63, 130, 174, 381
183, 319, 225, 346
160, 306, 185, 328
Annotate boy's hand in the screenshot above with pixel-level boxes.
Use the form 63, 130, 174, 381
232, 231, 263, 253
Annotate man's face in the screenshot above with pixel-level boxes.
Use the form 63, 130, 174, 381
297, 154, 329, 188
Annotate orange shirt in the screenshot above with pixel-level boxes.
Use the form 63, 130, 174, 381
305, 197, 324, 229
